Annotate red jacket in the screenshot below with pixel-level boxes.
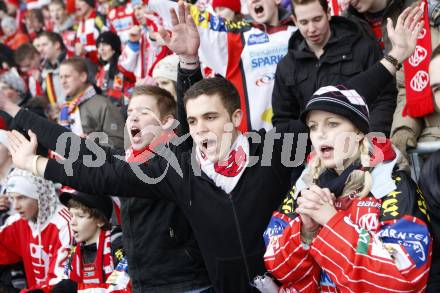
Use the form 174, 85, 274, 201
0, 206, 73, 291
264, 165, 432, 292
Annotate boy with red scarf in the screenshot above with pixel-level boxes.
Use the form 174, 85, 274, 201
51, 191, 130, 293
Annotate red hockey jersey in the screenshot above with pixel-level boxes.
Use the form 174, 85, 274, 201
264, 161, 432, 292
0, 205, 73, 291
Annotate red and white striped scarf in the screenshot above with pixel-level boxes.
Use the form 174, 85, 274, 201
68, 230, 114, 284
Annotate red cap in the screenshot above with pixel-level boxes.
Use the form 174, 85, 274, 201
5, 0, 20, 8
212, 0, 241, 13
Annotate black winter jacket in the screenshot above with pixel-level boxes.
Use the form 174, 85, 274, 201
11, 110, 210, 293
272, 16, 397, 136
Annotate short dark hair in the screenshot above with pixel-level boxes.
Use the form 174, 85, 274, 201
183, 77, 241, 116
432, 44, 440, 61
291, 0, 328, 15
131, 85, 176, 118
14, 44, 39, 65
68, 198, 111, 231
61, 57, 89, 75
39, 31, 66, 51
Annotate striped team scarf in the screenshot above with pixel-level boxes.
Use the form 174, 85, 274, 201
59, 85, 96, 130
403, 0, 434, 118
67, 230, 114, 284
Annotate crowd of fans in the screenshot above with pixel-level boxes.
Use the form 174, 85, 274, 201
0, 0, 439, 292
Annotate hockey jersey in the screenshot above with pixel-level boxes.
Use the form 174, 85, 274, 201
75, 10, 107, 64
107, 5, 137, 45
147, 0, 297, 131
263, 159, 432, 292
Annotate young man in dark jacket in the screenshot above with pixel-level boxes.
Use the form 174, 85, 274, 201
272, 0, 397, 136
3, 4, 422, 293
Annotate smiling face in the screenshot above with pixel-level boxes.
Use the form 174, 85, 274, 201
126, 94, 163, 151
293, 1, 331, 51
69, 207, 102, 245
247, 0, 281, 26
307, 110, 362, 170
186, 94, 242, 162
9, 192, 38, 222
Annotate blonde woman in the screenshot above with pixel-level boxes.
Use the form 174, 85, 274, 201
260, 5, 432, 293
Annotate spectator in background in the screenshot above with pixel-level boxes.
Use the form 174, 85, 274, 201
96, 31, 135, 107
152, 54, 178, 100
118, 2, 171, 86
39, 31, 68, 111
107, 0, 137, 45
0, 169, 73, 292
272, 0, 397, 137
74, 0, 107, 64
58, 57, 125, 148
212, 0, 242, 21
344, 0, 418, 52
49, 0, 76, 56
24, 8, 45, 40
13, 44, 43, 98
2, 0, 19, 17
1, 16, 29, 50
429, 0, 440, 26
0, 44, 15, 70
49, 0, 74, 32
150, 0, 297, 131
0, 69, 30, 108
419, 149, 440, 292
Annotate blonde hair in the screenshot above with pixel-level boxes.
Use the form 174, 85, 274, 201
306, 137, 373, 198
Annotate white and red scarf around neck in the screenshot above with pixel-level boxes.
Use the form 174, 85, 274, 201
196, 134, 250, 194
403, 0, 434, 118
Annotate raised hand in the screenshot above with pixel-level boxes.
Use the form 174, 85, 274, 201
7, 130, 38, 173
387, 3, 425, 63
158, 0, 200, 59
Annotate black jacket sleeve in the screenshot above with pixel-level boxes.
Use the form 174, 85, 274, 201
345, 62, 395, 108
12, 108, 121, 160
43, 148, 178, 201
271, 58, 303, 127
362, 41, 397, 137
176, 65, 203, 151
